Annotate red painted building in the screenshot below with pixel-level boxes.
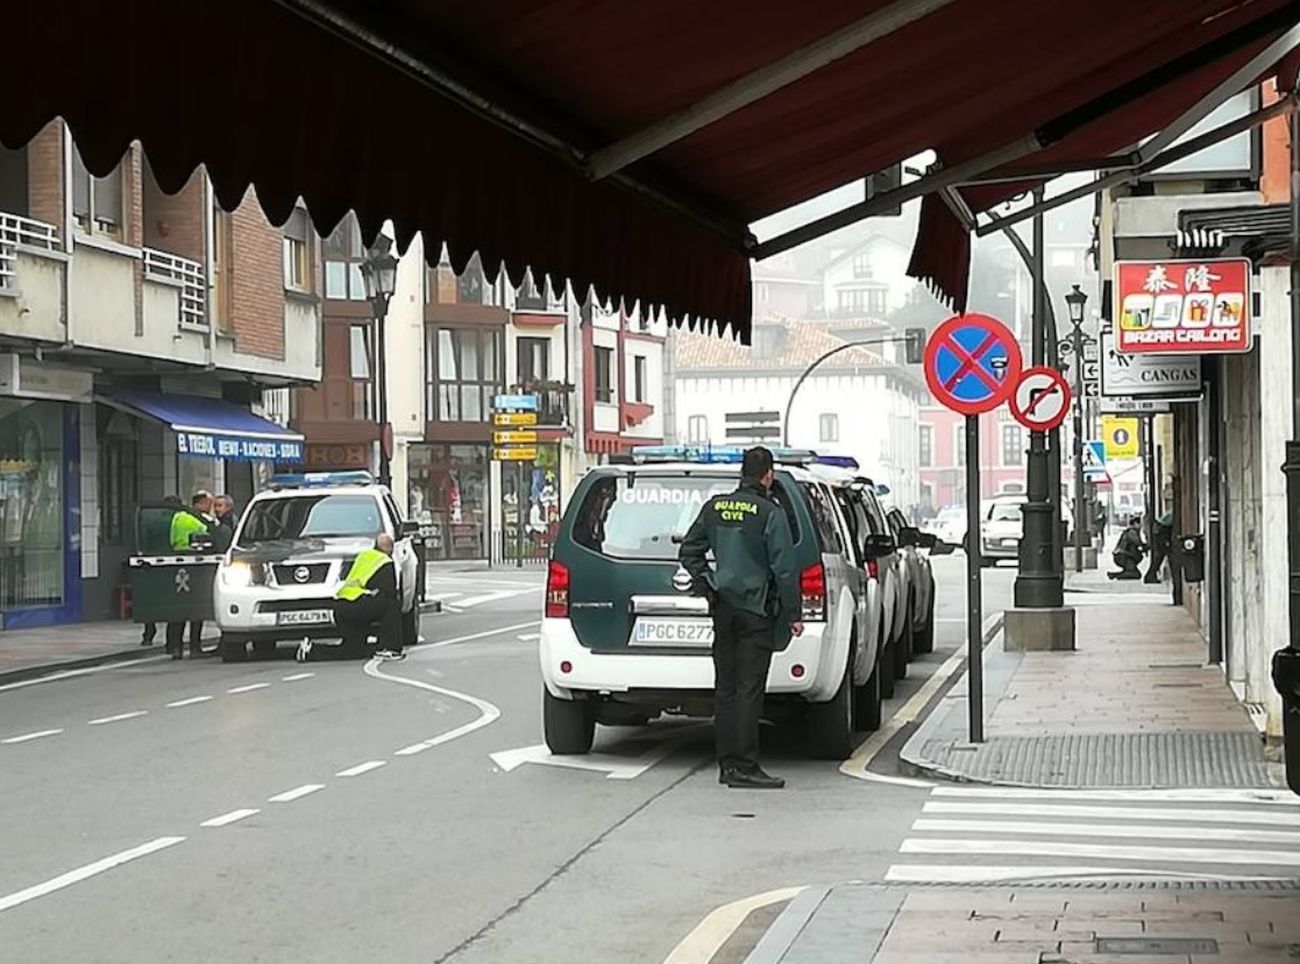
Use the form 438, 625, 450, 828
917, 405, 1028, 510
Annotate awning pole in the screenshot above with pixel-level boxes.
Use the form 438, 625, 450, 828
587, 0, 959, 180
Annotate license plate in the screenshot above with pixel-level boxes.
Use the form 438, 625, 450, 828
633, 618, 714, 647
277, 609, 333, 626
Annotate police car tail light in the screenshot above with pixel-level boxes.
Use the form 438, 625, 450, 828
866, 558, 880, 581
800, 563, 827, 621
546, 560, 570, 619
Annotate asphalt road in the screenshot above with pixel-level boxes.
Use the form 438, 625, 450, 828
0, 558, 1013, 964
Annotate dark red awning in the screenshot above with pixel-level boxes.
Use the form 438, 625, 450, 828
4, 1, 1296, 338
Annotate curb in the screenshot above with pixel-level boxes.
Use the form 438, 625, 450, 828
0, 646, 168, 686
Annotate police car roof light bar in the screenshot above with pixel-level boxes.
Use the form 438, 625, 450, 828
266, 470, 375, 490
628, 444, 821, 466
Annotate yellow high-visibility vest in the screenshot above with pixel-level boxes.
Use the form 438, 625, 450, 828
169, 511, 208, 551
335, 548, 394, 601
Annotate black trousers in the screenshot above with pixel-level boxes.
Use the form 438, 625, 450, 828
1145, 541, 1170, 583
333, 595, 401, 654
164, 621, 203, 654
711, 599, 775, 772
1111, 551, 1142, 580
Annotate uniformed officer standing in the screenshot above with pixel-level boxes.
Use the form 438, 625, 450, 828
165, 490, 214, 659
680, 446, 802, 789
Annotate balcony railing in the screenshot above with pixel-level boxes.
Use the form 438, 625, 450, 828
143, 248, 207, 329
511, 381, 572, 428
0, 213, 59, 290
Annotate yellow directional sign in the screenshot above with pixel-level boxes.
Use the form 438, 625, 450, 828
494, 430, 538, 445
1101, 416, 1140, 460
494, 411, 538, 427
493, 447, 538, 461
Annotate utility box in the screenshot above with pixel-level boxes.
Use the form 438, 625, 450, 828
1178, 533, 1205, 584
1272, 648, 1300, 796
128, 504, 220, 625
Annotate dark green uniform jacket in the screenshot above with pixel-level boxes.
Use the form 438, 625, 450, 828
678, 481, 801, 646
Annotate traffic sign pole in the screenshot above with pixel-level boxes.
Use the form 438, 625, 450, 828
965, 414, 983, 744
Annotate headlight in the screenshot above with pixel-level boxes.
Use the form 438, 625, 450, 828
220, 561, 258, 587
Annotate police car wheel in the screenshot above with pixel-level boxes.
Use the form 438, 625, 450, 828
880, 632, 896, 700
894, 596, 913, 678
543, 688, 595, 755
853, 660, 883, 732
252, 639, 276, 658
807, 666, 853, 759
913, 594, 935, 655
220, 635, 248, 663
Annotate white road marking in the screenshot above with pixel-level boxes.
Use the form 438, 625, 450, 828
200, 808, 260, 828
840, 613, 1003, 786
453, 587, 542, 608
166, 695, 213, 708
444, 606, 464, 613
281, 672, 315, 682
337, 760, 386, 777
424, 620, 541, 650
490, 735, 690, 781
2, 728, 63, 744
924, 800, 1300, 826
227, 683, 271, 694
87, 710, 148, 726
912, 817, 1300, 846
883, 864, 1291, 884
930, 786, 1300, 805
364, 658, 502, 756
517, 632, 540, 641
0, 656, 167, 692
660, 886, 806, 964
267, 783, 325, 803
0, 836, 185, 914
899, 837, 1300, 867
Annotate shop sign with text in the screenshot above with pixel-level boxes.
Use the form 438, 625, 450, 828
1114, 258, 1250, 354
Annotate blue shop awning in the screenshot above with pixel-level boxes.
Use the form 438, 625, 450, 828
107, 388, 304, 464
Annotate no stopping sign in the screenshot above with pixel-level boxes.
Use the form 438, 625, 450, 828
1010, 366, 1072, 431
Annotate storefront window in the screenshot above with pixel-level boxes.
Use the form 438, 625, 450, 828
501, 444, 561, 563
408, 443, 489, 560
0, 400, 64, 609
178, 455, 222, 503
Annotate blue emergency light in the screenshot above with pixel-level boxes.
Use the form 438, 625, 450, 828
266, 470, 375, 490
630, 444, 820, 465
815, 455, 860, 470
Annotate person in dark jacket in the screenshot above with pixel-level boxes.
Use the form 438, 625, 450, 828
320, 533, 403, 662
211, 494, 237, 552
679, 446, 802, 790
1108, 515, 1147, 581
166, 491, 215, 658
1145, 510, 1173, 584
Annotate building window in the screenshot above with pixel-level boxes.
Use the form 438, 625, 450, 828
323, 214, 366, 300
753, 325, 783, 359
687, 415, 709, 443
282, 207, 312, 292
632, 355, 647, 402
866, 288, 887, 315
754, 281, 770, 304
1001, 424, 1024, 466
517, 336, 550, 387
918, 424, 933, 467
594, 346, 614, 404
98, 434, 137, 546
71, 145, 123, 238
852, 253, 872, 279
819, 413, 839, 442
211, 206, 234, 335
836, 288, 865, 313
429, 327, 502, 423
349, 324, 374, 420
955, 425, 966, 466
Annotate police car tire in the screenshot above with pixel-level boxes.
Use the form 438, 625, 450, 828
220, 635, 248, 663
543, 688, 595, 755
252, 639, 276, 658
914, 593, 935, 655
808, 665, 853, 759
854, 661, 883, 732
880, 634, 896, 700
894, 596, 913, 678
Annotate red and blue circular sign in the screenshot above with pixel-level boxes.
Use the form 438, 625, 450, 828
923, 314, 1023, 416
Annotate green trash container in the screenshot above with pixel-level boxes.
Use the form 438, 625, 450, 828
129, 504, 220, 624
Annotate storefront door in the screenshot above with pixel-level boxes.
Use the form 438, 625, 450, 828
408, 443, 490, 561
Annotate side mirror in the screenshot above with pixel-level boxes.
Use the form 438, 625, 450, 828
864, 533, 897, 559
928, 539, 956, 556
898, 527, 920, 548
400, 520, 422, 537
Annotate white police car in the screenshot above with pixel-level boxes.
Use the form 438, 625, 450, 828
213, 471, 420, 661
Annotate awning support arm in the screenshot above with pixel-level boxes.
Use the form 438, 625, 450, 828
586, 0, 959, 180
1137, 18, 1300, 163
974, 92, 1299, 238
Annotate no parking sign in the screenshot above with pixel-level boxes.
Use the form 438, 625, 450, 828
923, 314, 1022, 415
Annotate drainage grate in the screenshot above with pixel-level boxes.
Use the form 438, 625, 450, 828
1096, 937, 1218, 955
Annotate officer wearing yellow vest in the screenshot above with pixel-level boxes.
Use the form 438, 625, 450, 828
166, 490, 215, 659
333, 533, 403, 660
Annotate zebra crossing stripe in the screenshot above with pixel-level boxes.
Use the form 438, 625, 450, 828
911, 818, 1300, 846
923, 800, 1300, 826
899, 837, 1300, 867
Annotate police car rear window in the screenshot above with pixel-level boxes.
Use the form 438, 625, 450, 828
573, 475, 801, 560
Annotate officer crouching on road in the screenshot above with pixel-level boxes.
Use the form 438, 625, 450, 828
330, 533, 403, 661
679, 446, 802, 790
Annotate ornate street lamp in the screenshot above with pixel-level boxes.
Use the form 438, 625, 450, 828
1063, 283, 1091, 573
359, 235, 400, 487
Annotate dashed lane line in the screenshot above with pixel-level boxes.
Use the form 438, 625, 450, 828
227, 682, 272, 694
337, 760, 387, 777
267, 783, 325, 803
199, 809, 260, 828
166, 695, 213, 708
2, 728, 63, 745
0, 837, 186, 914
87, 710, 148, 726
281, 672, 314, 682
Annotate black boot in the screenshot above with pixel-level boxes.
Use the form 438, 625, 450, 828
722, 767, 785, 789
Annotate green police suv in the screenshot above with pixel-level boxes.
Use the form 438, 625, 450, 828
539, 446, 891, 759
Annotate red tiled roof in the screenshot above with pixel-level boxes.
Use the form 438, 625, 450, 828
675, 315, 889, 371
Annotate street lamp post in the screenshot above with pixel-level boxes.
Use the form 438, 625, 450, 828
359, 235, 399, 488
1063, 284, 1092, 574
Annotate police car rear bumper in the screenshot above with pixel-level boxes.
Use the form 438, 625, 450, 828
539, 619, 841, 703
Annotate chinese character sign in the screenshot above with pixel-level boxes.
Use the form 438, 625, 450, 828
1114, 258, 1251, 354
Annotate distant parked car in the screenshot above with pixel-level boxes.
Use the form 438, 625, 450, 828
980, 496, 1026, 566
925, 505, 966, 549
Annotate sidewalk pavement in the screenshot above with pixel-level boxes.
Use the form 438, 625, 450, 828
900, 590, 1278, 788
0, 619, 200, 682
742, 883, 1300, 963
